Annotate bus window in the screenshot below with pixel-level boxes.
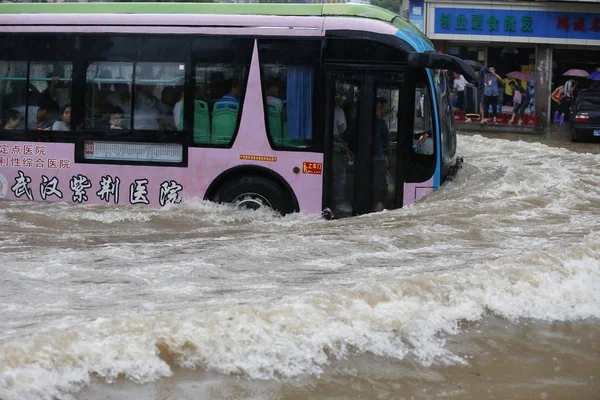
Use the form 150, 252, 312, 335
27, 62, 72, 132
0, 61, 28, 131
192, 38, 253, 146
434, 70, 456, 163
86, 62, 133, 131
373, 85, 399, 211
258, 39, 320, 149
413, 82, 434, 156
135, 62, 185, 132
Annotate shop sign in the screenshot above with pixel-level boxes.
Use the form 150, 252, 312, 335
408, 0, 425, 33
433, 8, 600, 40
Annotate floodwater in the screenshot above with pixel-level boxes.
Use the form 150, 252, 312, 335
1, 134, 599, 400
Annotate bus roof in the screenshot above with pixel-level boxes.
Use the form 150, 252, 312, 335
0, 2, 418, 32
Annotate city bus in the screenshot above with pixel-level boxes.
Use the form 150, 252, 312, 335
0, 2, 475, 218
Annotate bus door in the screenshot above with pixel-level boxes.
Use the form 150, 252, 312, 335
324, 69, 405, 217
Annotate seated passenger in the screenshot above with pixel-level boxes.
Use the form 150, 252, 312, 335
109, 106, 125, 130
134, 85, 159, 130
52, 104, 71, 131
36, 98, 56, 130
265, 79, 283, 110
216, 78, 241, 109
3, 109, 23, 130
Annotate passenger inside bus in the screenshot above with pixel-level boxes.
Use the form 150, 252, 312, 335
333, 93, 351, 213
36, 97, 56, 130
373, 97, 392, 212
216, 78, 241, 108
265, 78, 283, 110
51, 104, 71, 131
134, 84, 160, 130
3, 109, 22, 130
106, 78, 131, 128
109, 106, 125, 130
39, 72, 61, 117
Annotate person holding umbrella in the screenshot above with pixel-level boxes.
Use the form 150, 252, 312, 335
561, 69, 589, 121
508, 82, 528, 125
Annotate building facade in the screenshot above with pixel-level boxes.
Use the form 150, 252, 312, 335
410, 0, 600, 127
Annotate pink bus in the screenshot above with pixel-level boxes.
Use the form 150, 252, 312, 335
0, 2, 475, 218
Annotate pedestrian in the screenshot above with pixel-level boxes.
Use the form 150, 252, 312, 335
481, 67, 504, 125
453, 71, 467, 112
508, 82, 528, 125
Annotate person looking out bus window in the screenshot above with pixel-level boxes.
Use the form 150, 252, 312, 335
373, 97, 392, 212
109, 106, 125, 130
52, 104, 71, 131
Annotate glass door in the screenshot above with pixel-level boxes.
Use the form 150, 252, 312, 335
325, 69, 404, 217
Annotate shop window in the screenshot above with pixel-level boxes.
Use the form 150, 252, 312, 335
258, 39, 321, 149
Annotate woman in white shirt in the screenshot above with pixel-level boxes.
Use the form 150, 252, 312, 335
453, 72, 468, 111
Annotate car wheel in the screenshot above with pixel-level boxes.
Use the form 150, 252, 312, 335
214, 176, 294, 215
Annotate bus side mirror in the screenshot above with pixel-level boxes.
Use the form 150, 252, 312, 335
408, 52, 477, 85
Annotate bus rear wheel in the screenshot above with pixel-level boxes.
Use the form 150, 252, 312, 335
214, 176, 294, 215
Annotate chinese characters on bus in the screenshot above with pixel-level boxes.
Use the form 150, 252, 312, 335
9, 169, 183, 206
2, 143, 183, 206
0, 143, 71, 170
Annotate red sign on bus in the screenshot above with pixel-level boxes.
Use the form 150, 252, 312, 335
303, 162, 322, 175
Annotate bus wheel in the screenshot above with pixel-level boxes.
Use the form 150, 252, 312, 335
214, 176, 293, 215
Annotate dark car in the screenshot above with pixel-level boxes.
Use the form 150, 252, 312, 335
570, 89, 600, 142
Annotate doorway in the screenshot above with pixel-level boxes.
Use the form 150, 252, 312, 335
325, 69, 405, 217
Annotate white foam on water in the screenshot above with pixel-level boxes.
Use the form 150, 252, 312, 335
1, 135, 600, 399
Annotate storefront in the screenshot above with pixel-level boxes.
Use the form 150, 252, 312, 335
420, 0, 600, 127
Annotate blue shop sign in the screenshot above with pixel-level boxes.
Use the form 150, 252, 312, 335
434, 7, 600, 40
409, 0, 425, 32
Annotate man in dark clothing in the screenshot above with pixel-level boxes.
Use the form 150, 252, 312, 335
372, 97, 392, 211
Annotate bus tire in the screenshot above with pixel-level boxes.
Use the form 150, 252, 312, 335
213, 176, 294, 215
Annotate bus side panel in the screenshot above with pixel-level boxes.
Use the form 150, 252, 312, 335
0, 142, 323, 213
402, 180, 434, 206
0, 38, 324, 214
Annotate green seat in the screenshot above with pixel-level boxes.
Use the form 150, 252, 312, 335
212, 101, 239, 144
193, 100, 210, 144
267, 102, 283, 143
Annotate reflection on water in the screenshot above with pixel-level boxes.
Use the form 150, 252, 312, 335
1, 134, 599, 400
